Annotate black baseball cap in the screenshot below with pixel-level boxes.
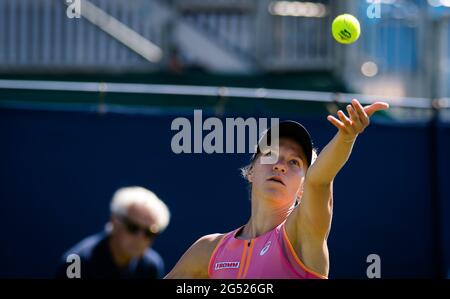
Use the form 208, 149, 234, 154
251, 120, 313, 166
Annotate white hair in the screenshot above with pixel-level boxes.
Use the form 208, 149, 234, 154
110, 186, 170, 233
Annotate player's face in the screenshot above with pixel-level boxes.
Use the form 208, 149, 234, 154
113, 203, 157, 258
250, 138, 307, 205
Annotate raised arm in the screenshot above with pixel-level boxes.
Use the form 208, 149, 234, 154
285, 99, 389, 275
307, 100, 389, 186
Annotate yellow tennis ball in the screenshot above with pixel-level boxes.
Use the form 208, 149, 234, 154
332, 14, 360, 44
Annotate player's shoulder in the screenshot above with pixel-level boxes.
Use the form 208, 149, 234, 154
182, 233, 226, 266
197, 233, 224, 244
192, 233, 225, 255
164, 233, 226, 278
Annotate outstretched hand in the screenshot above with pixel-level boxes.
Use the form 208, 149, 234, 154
327, 99, 389, 142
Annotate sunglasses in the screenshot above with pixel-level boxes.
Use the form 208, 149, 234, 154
118, 215, 158, 239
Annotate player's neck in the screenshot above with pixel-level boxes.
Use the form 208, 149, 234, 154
241, 197, 294, 239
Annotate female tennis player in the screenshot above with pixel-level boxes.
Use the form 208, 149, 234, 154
165, 99, 389, 279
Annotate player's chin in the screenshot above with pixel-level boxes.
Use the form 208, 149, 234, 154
264, 187, 287, 198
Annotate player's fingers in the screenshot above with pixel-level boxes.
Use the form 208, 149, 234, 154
364, 102, 390, 117
349, 102, 367, 133
327, 115, 346, 131
352, 99, 369, 127
337, 110, 352, 127
346, 104, 359, 123
346, 105, 363, 134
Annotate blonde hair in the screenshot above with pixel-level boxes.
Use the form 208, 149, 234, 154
110, 186, 170, 233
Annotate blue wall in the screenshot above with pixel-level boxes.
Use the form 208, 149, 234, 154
438, 124, 450, 278
0, 108, 448, 278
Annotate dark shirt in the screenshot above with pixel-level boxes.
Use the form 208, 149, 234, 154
56, 232, 164, 279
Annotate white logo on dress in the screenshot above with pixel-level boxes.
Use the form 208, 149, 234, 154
259, 241, 271, 256
215, 262, 240, 270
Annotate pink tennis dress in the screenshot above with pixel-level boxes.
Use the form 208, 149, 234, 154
208, 221, 327, 279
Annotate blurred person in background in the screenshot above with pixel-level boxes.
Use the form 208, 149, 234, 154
56, 186, 170, 279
